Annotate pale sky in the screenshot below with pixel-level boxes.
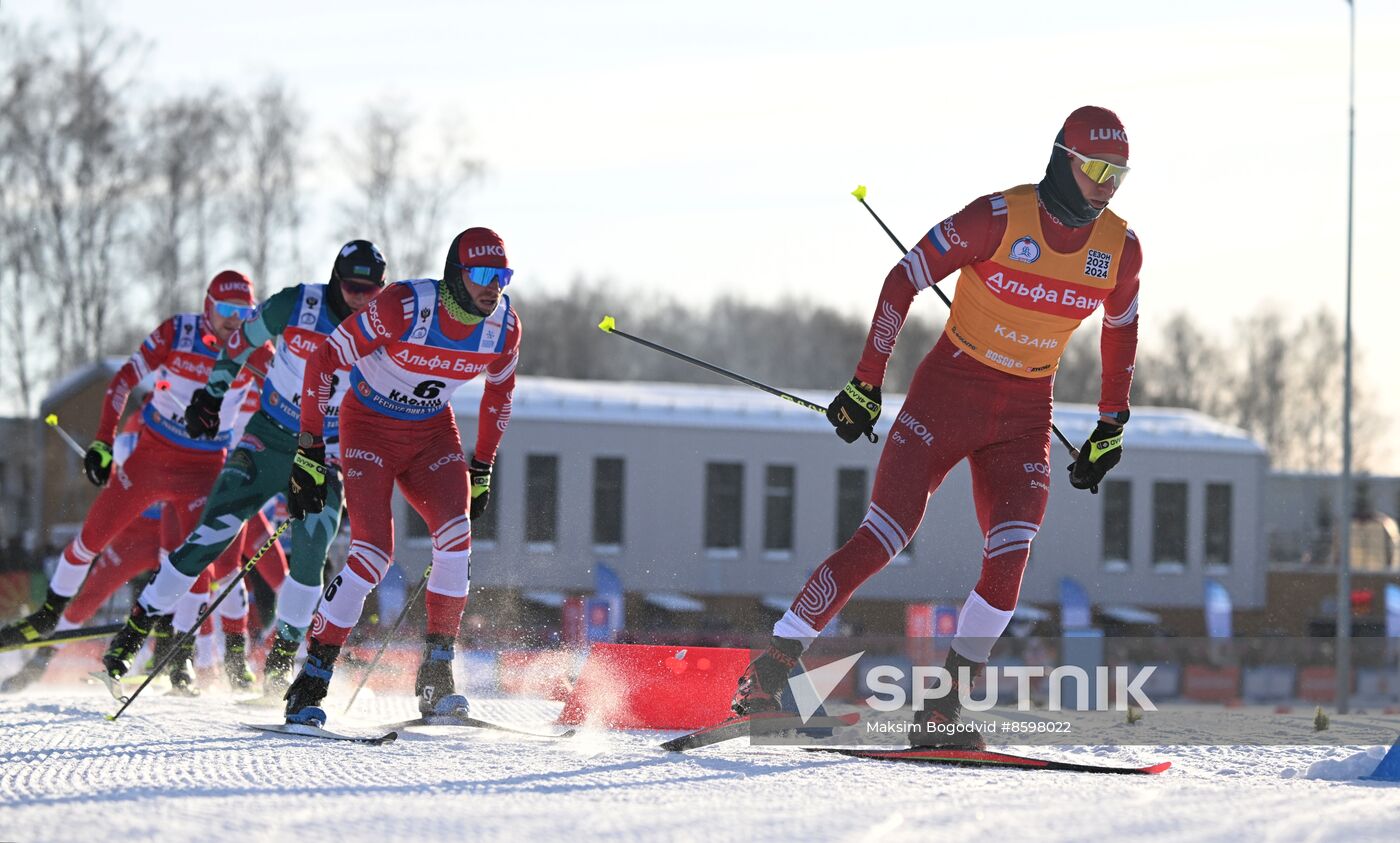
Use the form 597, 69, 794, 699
11, 0, 1400, 469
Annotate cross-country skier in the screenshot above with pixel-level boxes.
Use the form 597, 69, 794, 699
0, 273, 262, 687
731, 106, 1141, 749
279, 226, 520, 728
100, 241, 388, 696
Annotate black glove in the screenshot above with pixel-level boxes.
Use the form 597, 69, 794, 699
469, 458, 492, 520
184, 387, 224, 440
826, 379, 881, 443
1067, 419, 1126, 494
83, 440, 114, 487
288, 435, 329, 519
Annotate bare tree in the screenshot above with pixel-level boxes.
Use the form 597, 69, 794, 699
1230, 309, 1292, 462
1049, 322, 1102, 406
0, 4, 145, 407
233, 79, 306, 288
138, 89, 240, 313
335, 103, 482, 280
1134, 311, 1229, 416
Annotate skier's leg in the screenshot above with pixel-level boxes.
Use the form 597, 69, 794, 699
396, 416, 472, 715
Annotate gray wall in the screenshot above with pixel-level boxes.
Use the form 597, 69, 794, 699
389, 403, 1269, 612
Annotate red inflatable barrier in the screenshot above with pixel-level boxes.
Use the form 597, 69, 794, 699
557, 642, 753, 730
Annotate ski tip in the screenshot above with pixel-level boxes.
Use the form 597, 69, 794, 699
851, 184, 867, 201
1142, 761, 1172, 775
598, 315, 616, 333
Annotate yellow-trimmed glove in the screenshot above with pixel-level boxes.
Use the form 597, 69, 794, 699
83, 440, 114, 487
288, 433, 329, 519
469, 458, 492, 520
1068, 418, 1126, 494
826, 379, 881, 444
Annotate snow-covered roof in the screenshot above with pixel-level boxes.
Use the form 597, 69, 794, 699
39, 357, 126, 411
451, 376, 1267, 455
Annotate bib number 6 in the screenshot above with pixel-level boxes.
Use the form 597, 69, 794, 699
413, 379, 446, 400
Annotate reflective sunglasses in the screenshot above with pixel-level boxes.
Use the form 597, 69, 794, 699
339, 277, 384, 296
451, 262, 513, 289
212, 301, 257, 320
1055, 142, 1131, 186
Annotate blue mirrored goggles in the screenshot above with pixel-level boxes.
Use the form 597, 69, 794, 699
212, 301, 257, 320
451, 262, 513, 289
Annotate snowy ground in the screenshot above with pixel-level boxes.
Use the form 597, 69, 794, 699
4, 683, 1400, 843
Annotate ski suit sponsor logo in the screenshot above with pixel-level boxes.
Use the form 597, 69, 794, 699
984, 271, 1105, 314
390, 347, 489, 375
872, 301, 902, 355
985, 348, 1024, 369
429, 452, 467, 473
466, 244, 506, 260
994, 324, 1058, 349
344, 447, 384, 467
897, 411, 934, 447
1023, 462, 1050, 475
287, 332, 321, 355
1008, 237, 1041, 264
1084, 249, 1113, 279
364, 299, 389, 338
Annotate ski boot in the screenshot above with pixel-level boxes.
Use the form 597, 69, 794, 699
909, 649, 987, 750
283, 640, 341, 727
223, 632, 256, 691
416, 634, 468, 718
731, 635, 803, 717
261, 627, 302, 697
101, 604, 166, 681
0, 590, 70, 649
1, 645, 57, 692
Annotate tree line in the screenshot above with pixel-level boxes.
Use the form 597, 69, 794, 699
0, 3, 474, 414
522, 277, 1385, 473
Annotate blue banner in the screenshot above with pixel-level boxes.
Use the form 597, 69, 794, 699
1386, 583, 1400, 639
1204, 579, 1233, 639
1059, 577, 1092, 630
594, 563, 625, 638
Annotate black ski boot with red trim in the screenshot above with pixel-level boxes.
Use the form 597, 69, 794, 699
909, 648, 987, 750
731, 635, 803, 717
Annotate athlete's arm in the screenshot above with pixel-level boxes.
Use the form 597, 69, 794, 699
1098, 231, 1142, 415
229, 344, 275, 435
300, 285, 410, 438
207, 286, 299, 398
853, 195, 1007, 386
96, 318, 176, 442
472, 312, 521, 465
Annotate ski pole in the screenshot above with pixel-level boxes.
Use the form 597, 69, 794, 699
850, 185, 1079, 459
44, 414, 87, 458
107, 520, 291, 720
343, 564, 432, 714
597, 316, 877, 443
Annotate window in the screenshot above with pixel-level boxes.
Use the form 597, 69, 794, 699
1205, 483, 1233, 568
1102, 480, 1132, 570
1152, 481, 1188, 570
763, 465, 795, 553
474, 468, 499, 542
704, 462, 743, 550
525, 454, 559, 544
836, 468, 868, 548
593, 457, 625, 546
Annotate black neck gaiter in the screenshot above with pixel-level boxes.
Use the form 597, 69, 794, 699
327, 276, 352, 322
1037, 129, 1102, 229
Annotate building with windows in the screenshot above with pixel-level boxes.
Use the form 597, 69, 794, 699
383, 377, 1271, 637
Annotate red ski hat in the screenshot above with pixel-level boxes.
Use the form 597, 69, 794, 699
1061, 106, 1129, 160
449, 227, 508, 270
206, 269, 255, 305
